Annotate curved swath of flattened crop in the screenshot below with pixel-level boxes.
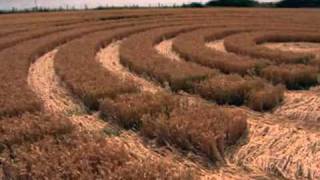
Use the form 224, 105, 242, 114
172, 27, 260, 75
224, 31, 320, 64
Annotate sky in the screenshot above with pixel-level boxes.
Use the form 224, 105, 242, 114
0, 0, 280, 10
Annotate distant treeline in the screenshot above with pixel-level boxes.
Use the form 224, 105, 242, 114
277, 0, 320, 7
183, 0, 320, 8
0, 7, 76, 14
0, 0, 319, 14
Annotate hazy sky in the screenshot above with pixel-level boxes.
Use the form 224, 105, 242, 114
0, 0, 280, 10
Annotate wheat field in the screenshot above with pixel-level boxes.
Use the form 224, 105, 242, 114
0, 8, 319, 179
